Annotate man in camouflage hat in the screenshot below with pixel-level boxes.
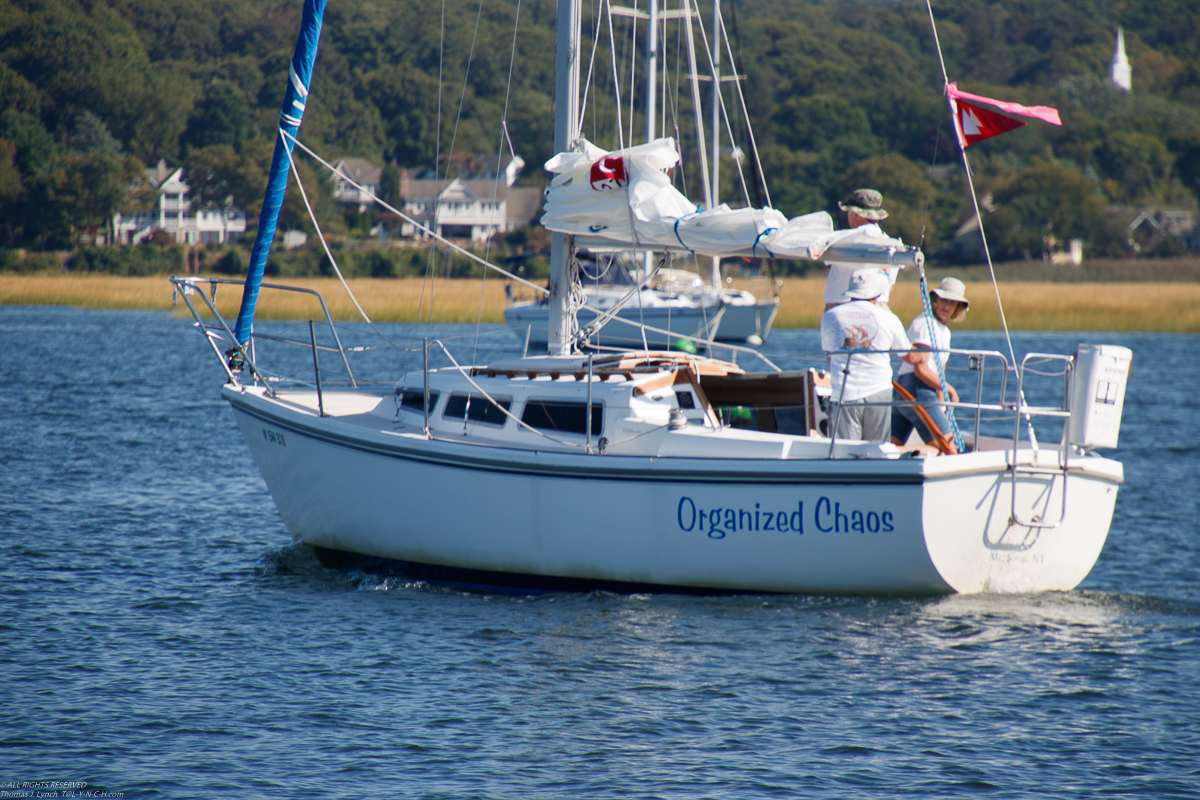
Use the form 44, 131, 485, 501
822, 188, 905, 311
838, 188, 889, 227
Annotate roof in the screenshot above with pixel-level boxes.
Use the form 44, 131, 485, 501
147, 160, 183, 189
334, 158, 382, 185
404, 178, 509, 202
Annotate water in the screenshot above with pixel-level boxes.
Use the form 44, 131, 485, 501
2, 306, 1198, 799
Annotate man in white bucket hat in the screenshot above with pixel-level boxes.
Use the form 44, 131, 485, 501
820, 268, 919, 443
890, 277, 970, 454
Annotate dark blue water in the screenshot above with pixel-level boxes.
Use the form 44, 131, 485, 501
2, 306, 1198, 799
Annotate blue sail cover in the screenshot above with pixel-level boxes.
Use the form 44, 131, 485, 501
233, 0, 328, 345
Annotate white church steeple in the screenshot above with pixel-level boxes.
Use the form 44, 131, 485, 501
1111, 27, 1132, 92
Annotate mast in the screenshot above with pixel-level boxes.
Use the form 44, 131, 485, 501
233, 0, 328, 347
647, 1, 658, 140
547, 0, 582, 356
708, 0, 721, 290
642, 0, 659, 287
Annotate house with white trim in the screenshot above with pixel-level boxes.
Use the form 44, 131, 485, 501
112, 161, 247, 245
394, 154, 541, 242
332, 158, 383, 212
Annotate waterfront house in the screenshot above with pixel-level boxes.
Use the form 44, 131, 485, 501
112, 161, 246, 246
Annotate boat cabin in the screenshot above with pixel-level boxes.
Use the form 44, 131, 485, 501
390, 353, 889, 460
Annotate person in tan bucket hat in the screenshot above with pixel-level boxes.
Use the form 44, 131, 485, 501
890, 277, 971, 455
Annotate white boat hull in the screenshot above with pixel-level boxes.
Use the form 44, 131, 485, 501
228, 387, 1120, 595
505, 302, 721, 349
715, 299, 780, 343
505, 297, 778, 346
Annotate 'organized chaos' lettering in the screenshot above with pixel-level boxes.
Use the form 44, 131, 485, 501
677, 496, 893, 539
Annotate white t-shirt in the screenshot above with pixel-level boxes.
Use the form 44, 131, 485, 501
898, 314, 951, 377
820, 300, 912, 401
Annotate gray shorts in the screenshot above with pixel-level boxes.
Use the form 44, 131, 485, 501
829, 388, 893, 443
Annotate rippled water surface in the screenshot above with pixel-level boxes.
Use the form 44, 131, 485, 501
2, 306, 1198, 799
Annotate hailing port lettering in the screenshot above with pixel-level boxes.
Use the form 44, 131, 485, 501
990, 552, 1046, 564
677, 496, 894, 539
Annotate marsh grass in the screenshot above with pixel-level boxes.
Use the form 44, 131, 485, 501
0, 274, 510, 323
771, 278, 1200, 332
2, 273, 1198, 332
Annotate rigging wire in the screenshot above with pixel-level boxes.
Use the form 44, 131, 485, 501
909, 90, 966, 453
280, 132, 549, 294
669, 12, 689, 199
721, 6, 750, 207
716, 8, 769, 209
280, 131, 374, 329
445, 0, 488, 189
415, 0, 451, 343
682, 0, 712, 209
925, 0, 1036, 450
473, 0, 527, 367
921, 122, 966, 452
724, 0, 763, 209
693, 4, 751, 207
925, 0, 1017, 374
626, 0, 638, 150
606, 0, 626, 150
579, 2, 605, 138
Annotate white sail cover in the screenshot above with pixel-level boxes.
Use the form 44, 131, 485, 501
542, 138, 921, 266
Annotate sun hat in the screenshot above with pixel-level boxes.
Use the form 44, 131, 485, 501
844, 269, 890, 300
838, 188, 889, 221
930, 277, 969, 309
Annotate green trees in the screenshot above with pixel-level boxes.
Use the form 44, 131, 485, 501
987, 160, 1122, 260
0, 108, 148, 248
182, 82, 258, 152
184, 144, 266, 219
1, 0, 1199, 263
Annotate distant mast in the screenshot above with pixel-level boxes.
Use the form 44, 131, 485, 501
1110, 27, 1132, 92
546, 0, 582, 356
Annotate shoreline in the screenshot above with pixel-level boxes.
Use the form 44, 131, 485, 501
1, 273, 1198, 332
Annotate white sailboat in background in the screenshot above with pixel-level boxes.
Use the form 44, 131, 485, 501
504, 0, 780, 347
172, 0, 1130, 594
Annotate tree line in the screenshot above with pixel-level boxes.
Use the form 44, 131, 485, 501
2, 0, 1199, 266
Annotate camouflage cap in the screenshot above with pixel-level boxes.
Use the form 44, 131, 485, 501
838, 188, 888, 221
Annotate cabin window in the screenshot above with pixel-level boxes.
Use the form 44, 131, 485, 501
675, 391, 696, 409
521, 400, 603, 436
397, 389, 439, 413
443, 393, 511, 426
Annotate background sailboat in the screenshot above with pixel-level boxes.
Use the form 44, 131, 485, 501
506, 0, 783, 346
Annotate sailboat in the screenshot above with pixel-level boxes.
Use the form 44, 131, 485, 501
172, 0, 1129, 594
503, 253, 729, 351
503, 254, 777, 348
503, 0, 780, 348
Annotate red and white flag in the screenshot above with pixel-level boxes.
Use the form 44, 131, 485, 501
946, 82, 1061, 149
952, 98, 1026, 148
